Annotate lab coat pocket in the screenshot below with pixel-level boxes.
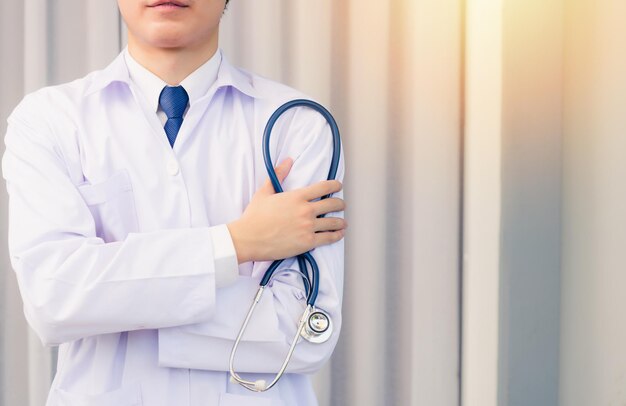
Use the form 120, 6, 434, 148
219, 393, 284, 406
52, 383, 142, 406
76, 169, 140, 242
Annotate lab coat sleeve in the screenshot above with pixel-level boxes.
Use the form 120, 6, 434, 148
157, 106, 345, 375
2, 95, 225, 347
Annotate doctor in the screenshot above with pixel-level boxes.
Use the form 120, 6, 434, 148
2, 0, 346, 405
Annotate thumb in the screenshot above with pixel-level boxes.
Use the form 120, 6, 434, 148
274, 157, 294, 184
259, 158, 293, 195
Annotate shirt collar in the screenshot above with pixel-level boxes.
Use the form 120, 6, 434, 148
86, 47, 259, 100
124, 47, 222, 112
179, 50, 222, 105
213, 57, 259, 99
123, 48, 166, 113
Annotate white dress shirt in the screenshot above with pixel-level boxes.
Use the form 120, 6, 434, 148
2, 47, 345, 406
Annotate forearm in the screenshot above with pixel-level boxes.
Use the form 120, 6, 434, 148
12, 227, 223, 346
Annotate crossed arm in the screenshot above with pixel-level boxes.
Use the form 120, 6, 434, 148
2, 98, 346, 374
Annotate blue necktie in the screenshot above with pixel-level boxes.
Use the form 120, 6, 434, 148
159, 85, 189, 147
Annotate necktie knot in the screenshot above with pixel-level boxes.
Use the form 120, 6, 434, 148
159, 85, 189, 119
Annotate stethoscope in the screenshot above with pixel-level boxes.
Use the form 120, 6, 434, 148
229, 99, 342, 392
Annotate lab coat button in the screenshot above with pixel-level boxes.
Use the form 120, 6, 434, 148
167, 159, 180, 176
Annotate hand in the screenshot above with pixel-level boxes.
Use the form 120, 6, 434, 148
227, 158, 347, 264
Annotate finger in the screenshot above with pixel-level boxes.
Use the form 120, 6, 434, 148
313, 217, 347, 232
300, 180, 342, 201
310, 198, 346, 217
274, 157, 293, 184
312, 229, 345, 247
259, 158, 293, 195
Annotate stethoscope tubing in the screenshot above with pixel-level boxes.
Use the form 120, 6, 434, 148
260, 99, 342, 306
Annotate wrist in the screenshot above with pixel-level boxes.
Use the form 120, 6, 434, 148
227, 220, 254, 264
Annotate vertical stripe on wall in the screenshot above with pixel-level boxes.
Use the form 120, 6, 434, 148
1, 1, 26, 404
23, 1, 53, 405
561, 0, 626, 404
499, 0, 563, 404
463, 0, 503, 404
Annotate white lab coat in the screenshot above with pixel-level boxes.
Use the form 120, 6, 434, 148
2, 50, 344, 406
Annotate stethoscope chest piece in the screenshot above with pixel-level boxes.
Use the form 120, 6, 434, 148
301, 308, 333, 344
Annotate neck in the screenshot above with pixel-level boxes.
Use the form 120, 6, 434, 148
127, 35, 219, 85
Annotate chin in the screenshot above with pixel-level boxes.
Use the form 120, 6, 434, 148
149, 36, 190, 49
145, 27, 193, 49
